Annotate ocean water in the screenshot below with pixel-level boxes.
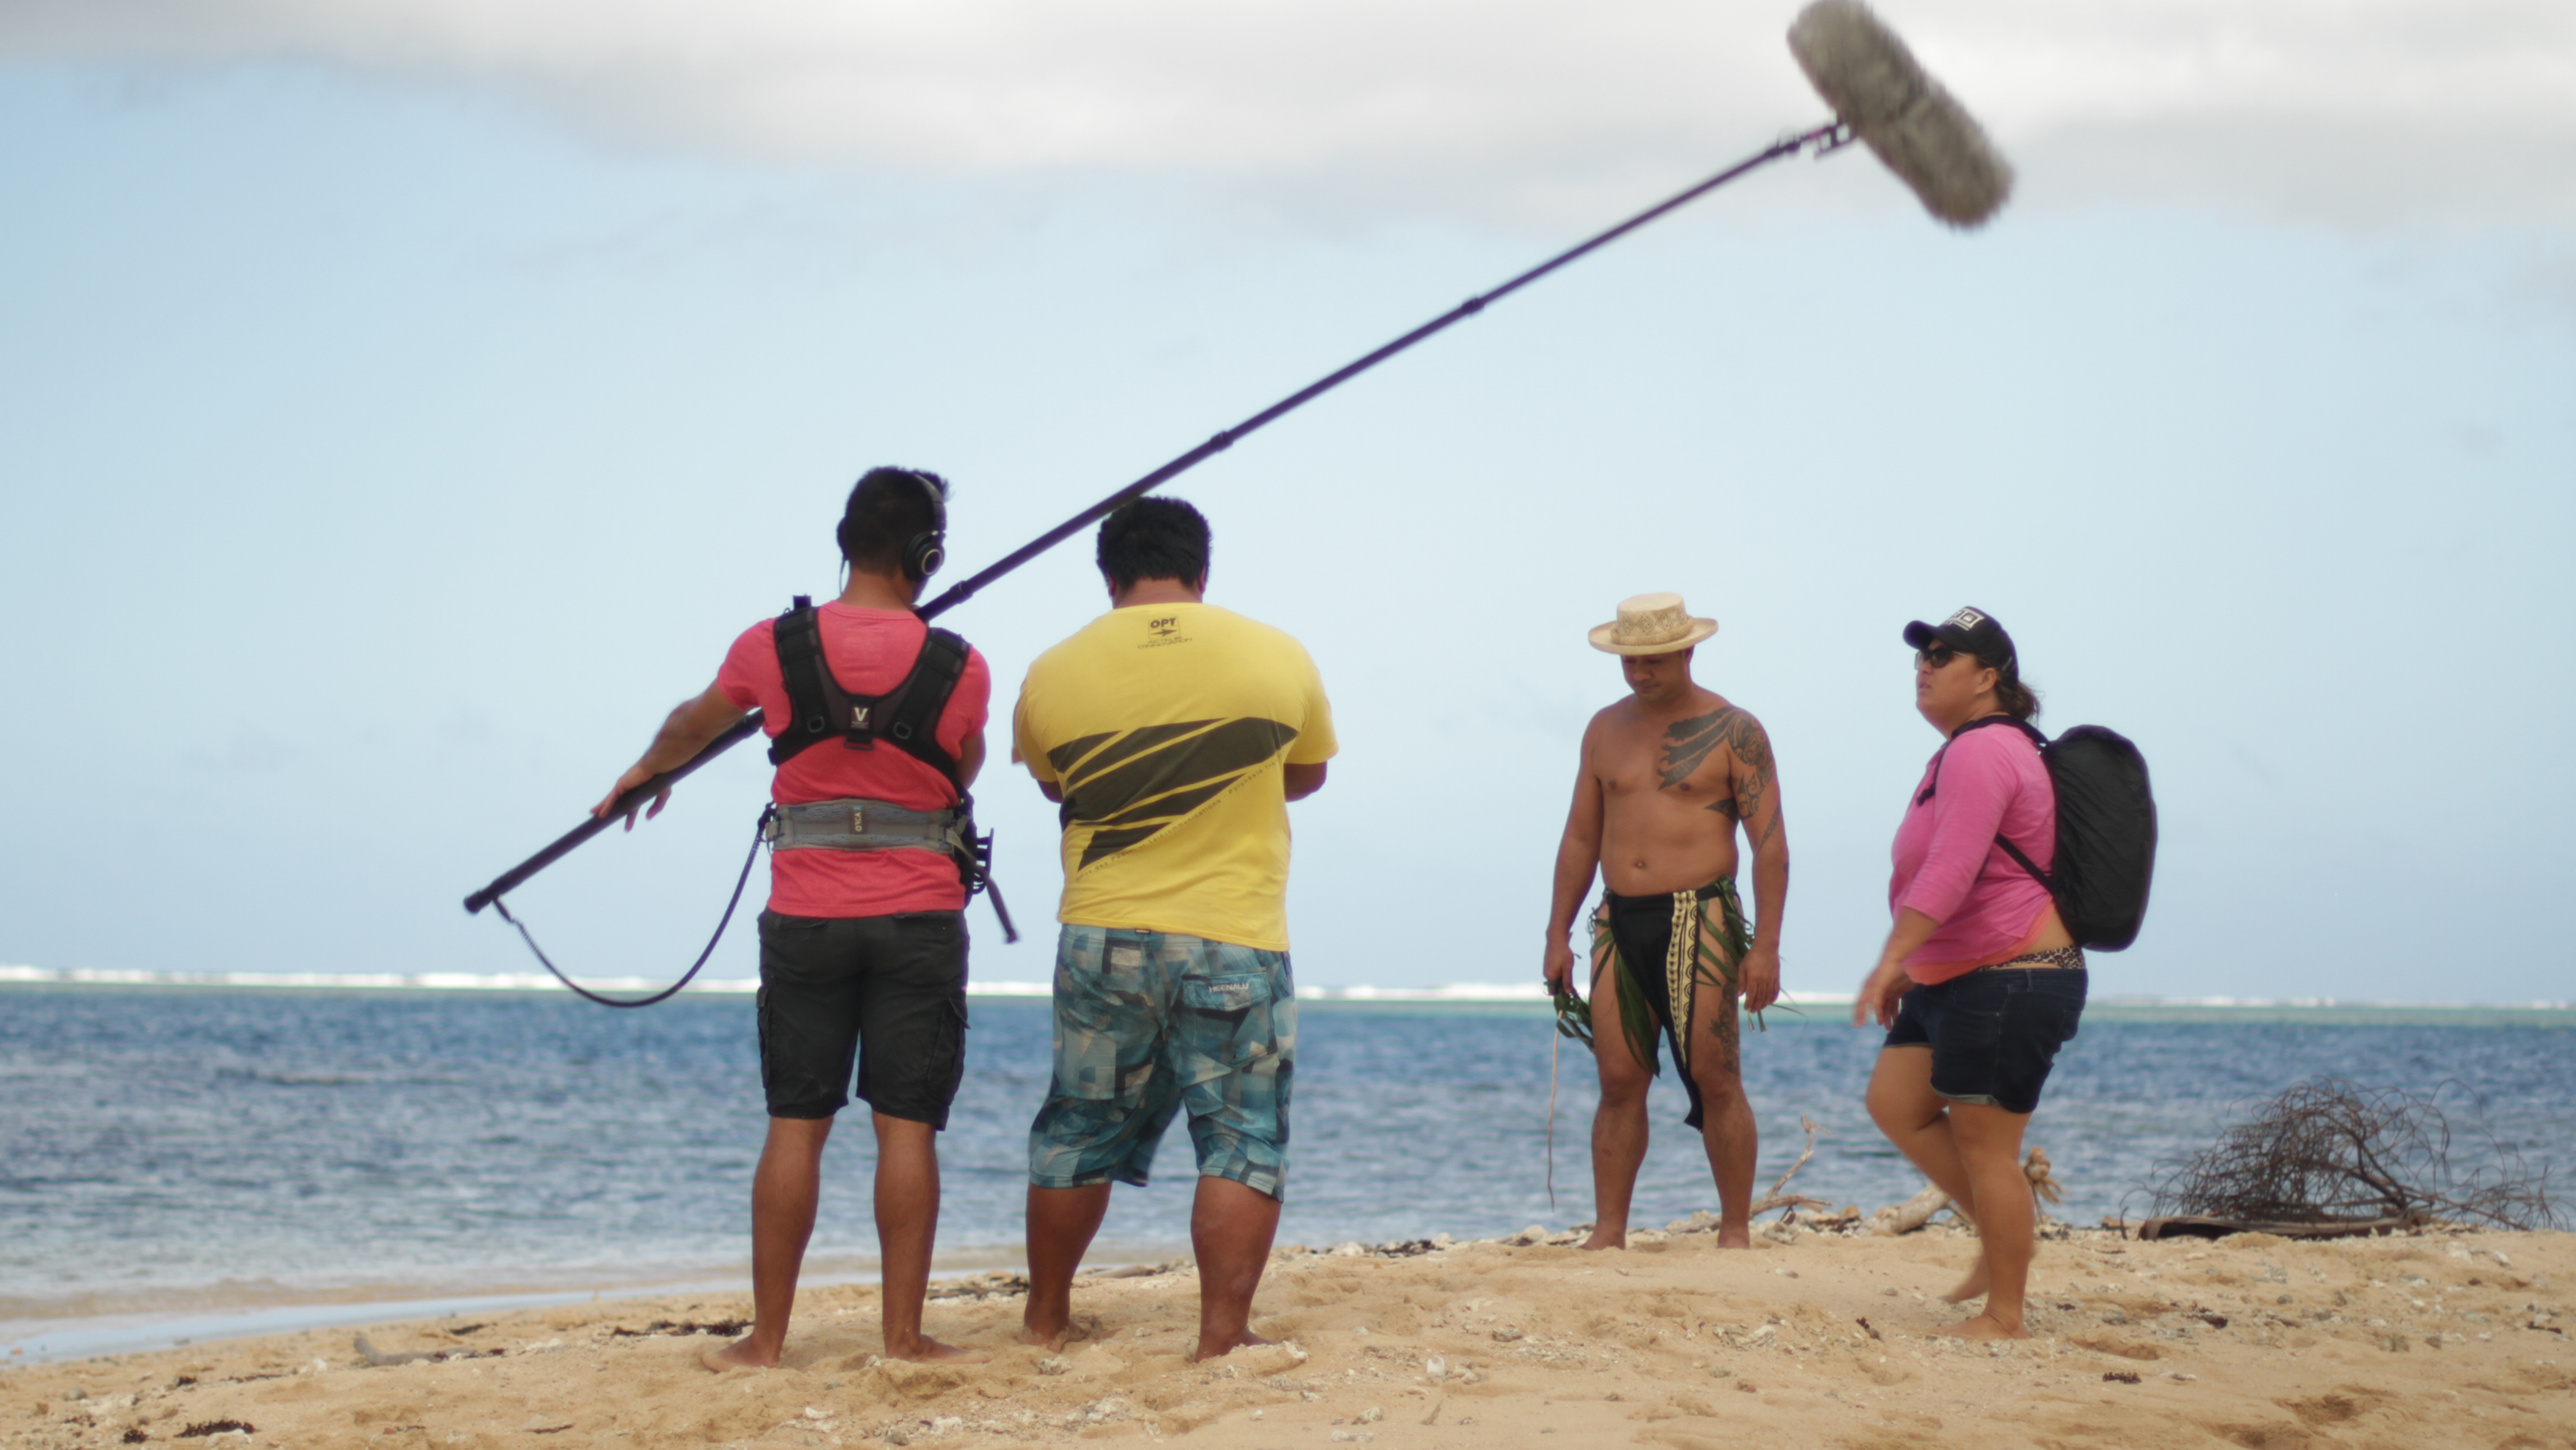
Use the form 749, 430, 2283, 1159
4, 985, 2570, 1337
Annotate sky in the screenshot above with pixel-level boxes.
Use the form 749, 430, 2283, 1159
2, 1, 2570, 1004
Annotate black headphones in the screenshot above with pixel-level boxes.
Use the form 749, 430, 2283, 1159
901, 472, 947, 582
839, 470, 948, 582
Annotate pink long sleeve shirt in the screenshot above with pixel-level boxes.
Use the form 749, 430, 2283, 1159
1888, 722, 2058, 985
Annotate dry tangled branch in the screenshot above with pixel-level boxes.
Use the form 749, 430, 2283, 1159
2147, 1078, 2559, 1231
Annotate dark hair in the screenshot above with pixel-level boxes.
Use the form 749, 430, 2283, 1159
837, 467, 946, 575
1977, 648, 2042, 721
1096, 497, 1210, 592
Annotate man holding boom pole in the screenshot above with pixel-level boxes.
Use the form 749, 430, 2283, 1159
594, 468, 993, 1367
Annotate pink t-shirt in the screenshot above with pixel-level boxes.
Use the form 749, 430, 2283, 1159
717, 604, 992, 919
1888, 721, 2057, 984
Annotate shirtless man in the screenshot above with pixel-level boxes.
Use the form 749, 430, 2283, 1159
1542, 593, 1787, 1250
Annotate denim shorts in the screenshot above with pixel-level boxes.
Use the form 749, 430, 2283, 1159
1884, 963, 2087, 1116
1027, 925, 1296, 1199
756, 909, 968, 1126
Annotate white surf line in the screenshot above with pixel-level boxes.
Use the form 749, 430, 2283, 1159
0, 965, 757, 994
0, 966, 1567, 1003
3, 965, 2565, 1010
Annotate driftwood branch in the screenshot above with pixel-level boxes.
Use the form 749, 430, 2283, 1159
1661, 1117, 1834, 1228
2136, 1215, 2411, 1242
1752, 1116, 1836, 1221
1866, 1183, 1952, 1236
1768, 1116, 1821, 1200
1750, 1192, 1839, 1217
1860, 1147, 2062, 1237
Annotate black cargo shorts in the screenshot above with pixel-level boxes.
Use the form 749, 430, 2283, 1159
755, 908, 968, 1126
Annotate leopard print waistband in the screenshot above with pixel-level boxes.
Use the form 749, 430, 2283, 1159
1981, 944, 2087, 971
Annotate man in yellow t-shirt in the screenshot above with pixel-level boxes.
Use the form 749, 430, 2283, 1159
1010, 496, 1335, 1362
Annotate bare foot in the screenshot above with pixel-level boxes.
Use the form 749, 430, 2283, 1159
1189, 1328, 1272, 1362
1932, 1311, 2027, 1341
885, 1335, 985, 1363
1577, 1223, 1626, 1251
1943, 1254, 1993, 1305
1018, 1312, 1100, 1351
1018, 1318, 1068, 1351
1714, 1223, 1753, 1250
699, 1337, 777, 1373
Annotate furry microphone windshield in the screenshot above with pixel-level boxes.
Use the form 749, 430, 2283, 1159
1788, 0, 2014, 227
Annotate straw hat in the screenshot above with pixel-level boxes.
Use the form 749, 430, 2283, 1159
1588, 592, 1719, 655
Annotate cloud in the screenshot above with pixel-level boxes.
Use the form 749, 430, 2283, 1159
7, 0, 2572, 228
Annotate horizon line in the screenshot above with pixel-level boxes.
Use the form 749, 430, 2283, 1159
2, 965, 2568, 1012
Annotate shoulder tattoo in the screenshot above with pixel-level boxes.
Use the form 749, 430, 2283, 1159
1661, 707, 1769, 787
1658, 709, 1734, 789
1664, 707, 1779, 844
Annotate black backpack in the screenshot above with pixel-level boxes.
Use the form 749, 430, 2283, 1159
1934, 716, 2158, 952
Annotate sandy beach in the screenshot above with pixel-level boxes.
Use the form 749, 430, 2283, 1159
7, 1218, 2569, 1450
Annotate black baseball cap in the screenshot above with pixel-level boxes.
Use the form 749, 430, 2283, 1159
1903, 605, 2016, 666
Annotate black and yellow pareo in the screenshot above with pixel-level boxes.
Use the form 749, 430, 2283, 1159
1556, 878, 1754, 1130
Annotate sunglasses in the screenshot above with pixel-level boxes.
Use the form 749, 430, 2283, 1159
1915, 643, 1962, 669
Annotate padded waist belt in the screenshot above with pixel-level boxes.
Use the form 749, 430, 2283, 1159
763, 799, 966, 855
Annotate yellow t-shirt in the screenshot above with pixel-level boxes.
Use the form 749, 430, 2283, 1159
1012, 603, 1337, 951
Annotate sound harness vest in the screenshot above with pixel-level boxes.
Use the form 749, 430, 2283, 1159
763, 595, 1017, 942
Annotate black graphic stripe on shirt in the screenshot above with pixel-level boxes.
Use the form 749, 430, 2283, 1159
1079, 825, 1166, 864
1045, 729, 1119, 778
1092, 774, 1240, 829
1055, 716, 1300, 869
1046, 719, 1227, 783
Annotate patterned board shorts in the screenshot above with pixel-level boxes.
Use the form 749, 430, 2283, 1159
1027, 925, 1296, 1199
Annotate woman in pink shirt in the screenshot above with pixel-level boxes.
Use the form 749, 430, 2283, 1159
1853, 607, 2085, 1341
